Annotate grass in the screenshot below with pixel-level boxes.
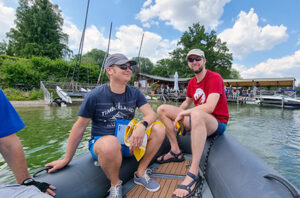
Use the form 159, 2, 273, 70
3, 88, 44, 101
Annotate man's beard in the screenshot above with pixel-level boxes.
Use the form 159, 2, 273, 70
193, 66, 203, 74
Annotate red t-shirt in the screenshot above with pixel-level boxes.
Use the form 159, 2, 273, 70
186, 70, 229, 123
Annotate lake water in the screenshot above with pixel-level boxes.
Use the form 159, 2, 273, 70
0, 102, 299, 189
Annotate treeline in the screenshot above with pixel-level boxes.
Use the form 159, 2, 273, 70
0, 55, 103, 89
0, 0, 240, 90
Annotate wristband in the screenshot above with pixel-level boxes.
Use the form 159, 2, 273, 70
141, 121, 148, 128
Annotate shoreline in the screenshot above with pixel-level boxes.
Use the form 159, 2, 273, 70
10, 100, 46, 107
10, 99, 84, 107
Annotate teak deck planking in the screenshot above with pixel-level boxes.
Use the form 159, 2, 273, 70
126, 160, 190, 198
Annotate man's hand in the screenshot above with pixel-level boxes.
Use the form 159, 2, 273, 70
22, 178, 56, 196
174, 111, 185, 128
45, 159, 69, 174
129, 125, 145, 153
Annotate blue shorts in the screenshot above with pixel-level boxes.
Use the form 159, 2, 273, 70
210, 120, 227, 137
88, 136, 131, 160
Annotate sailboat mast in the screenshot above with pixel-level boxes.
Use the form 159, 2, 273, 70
97, 22, 112, 84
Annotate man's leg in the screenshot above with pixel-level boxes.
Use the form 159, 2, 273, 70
156, 104, 190, 161
93, 135, 122, 187
136, 123, 165, 176
173, 110, 218, 197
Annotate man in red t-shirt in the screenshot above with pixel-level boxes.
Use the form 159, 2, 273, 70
156, 49, 229, 198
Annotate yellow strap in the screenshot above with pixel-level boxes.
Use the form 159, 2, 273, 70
124, 119, 165, 161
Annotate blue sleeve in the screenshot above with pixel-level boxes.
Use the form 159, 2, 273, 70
78, 91, 96, 118
0, 89, 25, 138
136, 89, 147, 108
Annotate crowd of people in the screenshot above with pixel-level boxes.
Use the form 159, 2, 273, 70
225, 86, 258, 99
1, 48, 229, 198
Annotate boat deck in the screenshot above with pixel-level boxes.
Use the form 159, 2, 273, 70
126, 160, 189, 197
124, 156, 213, 198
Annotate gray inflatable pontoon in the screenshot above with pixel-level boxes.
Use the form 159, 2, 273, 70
34, 133, 300, 198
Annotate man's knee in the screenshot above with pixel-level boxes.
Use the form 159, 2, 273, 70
94, 136, 121, 159
157, 104, 169, 117
190, 110, 206, 122
150, 124, 165, 142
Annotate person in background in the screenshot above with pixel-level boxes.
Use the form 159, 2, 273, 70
0, 89, 56, 198
46, 53, 165, 198
156, 49, 229, 198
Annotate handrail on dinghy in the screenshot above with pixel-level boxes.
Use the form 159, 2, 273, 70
264, 174, 300, 198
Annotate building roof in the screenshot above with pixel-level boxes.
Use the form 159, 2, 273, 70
138, 73, 191, 83
223, 77, 295, 87
138, 73, 295, 87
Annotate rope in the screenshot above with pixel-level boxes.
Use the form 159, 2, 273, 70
194, 134, 219, 197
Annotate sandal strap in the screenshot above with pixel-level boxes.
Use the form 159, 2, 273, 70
187, 171, 199, 181
159, 153, 168, 162
170, 150, 183, 158
176, 184, 192, 194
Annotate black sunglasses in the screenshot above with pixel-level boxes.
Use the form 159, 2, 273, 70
188, 56, 203, 63
111, 64, 135, 71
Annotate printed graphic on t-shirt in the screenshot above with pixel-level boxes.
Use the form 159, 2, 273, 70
194, 88, 206, 104
97, 102, 135, 128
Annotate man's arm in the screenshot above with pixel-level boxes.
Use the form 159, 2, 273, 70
179, 97, 193, 110
0, 134, 56, 196
0, 134, 30, 184
175, 93, 220, 123
46, 116, 90, 173
129, 103, 156, 151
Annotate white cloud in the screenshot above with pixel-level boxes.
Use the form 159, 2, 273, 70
218, 8, 288, 59
64, 21, 177, 63
0, 1, 15, 41
232, 63, 247, 72
236, 50, 300, 83
136, 0, 231, 31
297, 36, 300, 45
143, 0, 152, 7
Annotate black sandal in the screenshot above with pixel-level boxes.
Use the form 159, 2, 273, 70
156, 150, 185, 164
172, 172, 202, 198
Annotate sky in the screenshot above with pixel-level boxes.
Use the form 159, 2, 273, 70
1, 0, 300, 85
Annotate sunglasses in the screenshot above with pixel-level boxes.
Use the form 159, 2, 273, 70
188, 56, 203, 63
111, 64, 135, 71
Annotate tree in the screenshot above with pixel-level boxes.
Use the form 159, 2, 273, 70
79, 48, 106, 66
152, 23, 237, 79
0, 40, 8, 55
133, 57, 154, 74
150, 59, 171, 77
6, 0, 70, 59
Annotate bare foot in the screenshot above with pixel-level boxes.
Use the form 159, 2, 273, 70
173, 171, 200, 197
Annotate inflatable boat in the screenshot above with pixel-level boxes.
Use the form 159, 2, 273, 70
34, 133, 300, 198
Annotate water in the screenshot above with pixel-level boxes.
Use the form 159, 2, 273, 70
0, 102, 299, 189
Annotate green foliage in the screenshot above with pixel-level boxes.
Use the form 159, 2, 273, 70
149, 23, 237, 79
78, 48, 106, 66
6, 0, 70, 59
0, 59, 41, 88
0, 56, 101, 89
0, 40, 7, 55
3, 88, 43, 101
133, 57, 154, 74
150, 59, 170, 77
